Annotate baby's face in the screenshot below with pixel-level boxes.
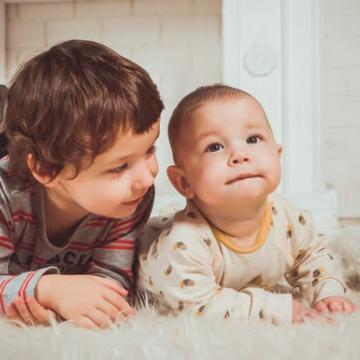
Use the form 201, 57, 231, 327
177, 97, 281, 211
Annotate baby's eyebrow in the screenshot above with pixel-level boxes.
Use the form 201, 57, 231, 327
247, 126, 268, 132
195, 131, 219, 142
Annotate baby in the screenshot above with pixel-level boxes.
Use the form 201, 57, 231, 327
138, 85, 357, 324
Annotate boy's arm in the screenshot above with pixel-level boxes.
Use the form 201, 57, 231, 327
86, 187, 154, 293
139, 217, 293, 325
5, 189, 153, 326
285, 211, 346, 306
32, 192, 153, 326
0, 210, 59, 314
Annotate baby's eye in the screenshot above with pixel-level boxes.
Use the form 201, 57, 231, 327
246, 135, 262, 144
206, 143, 224, 153
111, 163, 129, 174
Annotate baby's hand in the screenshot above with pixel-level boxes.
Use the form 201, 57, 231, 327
36, 274, 135, 329
315, 296, 358, 314
292, 299, 333, 325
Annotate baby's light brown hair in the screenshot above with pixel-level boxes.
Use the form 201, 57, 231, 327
168, 84, 270, 163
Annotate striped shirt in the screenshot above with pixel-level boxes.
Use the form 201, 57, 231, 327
0, 159, 153, 313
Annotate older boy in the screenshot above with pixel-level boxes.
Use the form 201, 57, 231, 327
0, 40, 163, 328
138, 85, 356, 325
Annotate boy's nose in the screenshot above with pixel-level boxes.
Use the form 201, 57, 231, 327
132, 161, 157, 193
132, 171, 154, 193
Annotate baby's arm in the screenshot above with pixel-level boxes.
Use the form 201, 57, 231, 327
139, 217, 295, 324
284, 210, 356, 313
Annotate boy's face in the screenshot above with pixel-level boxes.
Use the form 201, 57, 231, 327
47, 120, 160, 219
174, 97, 281, 212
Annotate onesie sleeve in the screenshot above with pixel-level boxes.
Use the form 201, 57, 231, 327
139, 209, 293, 325
284, 208, 346, 305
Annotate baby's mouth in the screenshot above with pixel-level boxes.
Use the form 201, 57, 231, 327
225, 174, 262, 185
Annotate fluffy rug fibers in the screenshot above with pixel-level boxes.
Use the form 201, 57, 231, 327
1, 223, 360, 360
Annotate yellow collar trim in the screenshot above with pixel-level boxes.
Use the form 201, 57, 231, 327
210, 202, 272, 254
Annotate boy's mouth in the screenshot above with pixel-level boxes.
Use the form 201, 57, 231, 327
123, 197, 143, 207
226, 173, 262, 185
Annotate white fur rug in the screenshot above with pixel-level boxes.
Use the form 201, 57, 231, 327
1, 223, 360, 360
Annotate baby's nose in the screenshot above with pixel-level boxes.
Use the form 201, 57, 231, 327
230, 151, 250, 165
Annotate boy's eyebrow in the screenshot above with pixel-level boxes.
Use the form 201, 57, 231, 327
108, 131, 160, 165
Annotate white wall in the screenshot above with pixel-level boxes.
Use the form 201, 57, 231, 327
320, 0, 360, 218
4, 0, 360, 219
4, 0, 222, 212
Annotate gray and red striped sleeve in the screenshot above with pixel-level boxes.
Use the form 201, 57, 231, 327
86, 187, 154, 292
0, 209, 58, 314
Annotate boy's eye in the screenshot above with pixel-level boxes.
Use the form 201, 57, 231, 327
111, 163, 128, 174
206, 143, 224, 153
146, 145, 156, 155
247, 135, 262, 144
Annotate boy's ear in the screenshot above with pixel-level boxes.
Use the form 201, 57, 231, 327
26, 153, 56, 188
167, 165, 194, 199
277, 144, 283, 156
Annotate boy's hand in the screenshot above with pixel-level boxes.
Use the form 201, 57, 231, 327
292, 299, 333, 324
36, 274, 135, 329
315, 296, 358, 314
4, 297, 55, 326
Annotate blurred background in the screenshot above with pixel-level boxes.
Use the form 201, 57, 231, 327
0, 0, 359, 222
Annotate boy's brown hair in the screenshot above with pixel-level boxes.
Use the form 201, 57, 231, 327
168, 84, 269, 163
4, 40, 164, 188
0, 85, 6, 125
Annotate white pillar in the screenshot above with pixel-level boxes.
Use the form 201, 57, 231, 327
222, 0, 337, 228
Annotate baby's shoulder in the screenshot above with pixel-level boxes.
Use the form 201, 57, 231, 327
137, 214, 174, 254
138, 203, 214, 255
269, 193, 314, 233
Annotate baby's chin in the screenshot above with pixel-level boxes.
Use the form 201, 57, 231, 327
194, 191, 271, 213
227, 193, 270, 208
229, 182, 272, 198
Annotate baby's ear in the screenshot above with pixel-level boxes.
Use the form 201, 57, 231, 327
167, 165, 194, 199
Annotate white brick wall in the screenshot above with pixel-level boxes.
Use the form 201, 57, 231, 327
4, 0, 222, 211
320, 0, 360, 217
75, 1, 131, 18
47, 20, 102, 44
18, 2, 73, 19
7, 20, 45, 48
103, 17, 161, 46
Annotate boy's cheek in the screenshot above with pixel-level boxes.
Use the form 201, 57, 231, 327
151, 156, 159, 178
